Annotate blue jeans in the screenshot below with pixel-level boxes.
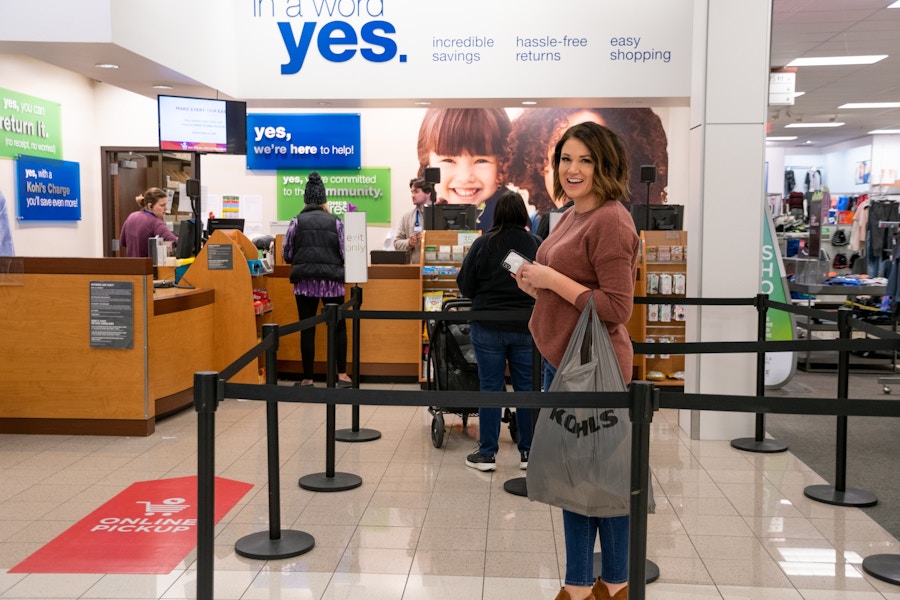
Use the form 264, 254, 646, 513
469, 321, 534, 456
543, 360, 629, 587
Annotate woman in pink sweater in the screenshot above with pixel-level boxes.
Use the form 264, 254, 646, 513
515, 122, 640, 600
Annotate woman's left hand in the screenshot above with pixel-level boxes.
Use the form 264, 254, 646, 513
513, 261, 550, 297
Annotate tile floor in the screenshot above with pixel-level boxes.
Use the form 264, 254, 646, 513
2, 381, 900, 599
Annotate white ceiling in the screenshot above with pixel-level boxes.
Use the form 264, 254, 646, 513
3, 1, 900, 149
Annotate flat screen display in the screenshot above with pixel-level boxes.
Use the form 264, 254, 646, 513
158, 95, 247, 154
424, 204, 477, 230
207, 218, 245, 235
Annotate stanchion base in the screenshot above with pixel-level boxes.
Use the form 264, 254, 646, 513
503, 477, 527, 497
593, 553, 659, 584
235, 529, 315, 560
804, 484, 877, 507
298, 472, 363, 492
335, 428, 382, 443
862, 554, 900, 585
730, 437, 788, 453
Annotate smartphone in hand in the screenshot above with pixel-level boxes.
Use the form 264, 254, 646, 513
501, 249, 532, 275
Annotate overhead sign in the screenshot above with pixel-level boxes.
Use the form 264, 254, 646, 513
246, 113, 361, 170
769, 71, 796, 106
15, 155, 81, 221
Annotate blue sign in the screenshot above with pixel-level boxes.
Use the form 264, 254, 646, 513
15, 155, 81, 221
246, 113, 361, 171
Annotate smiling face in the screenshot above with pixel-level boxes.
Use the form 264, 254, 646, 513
543, 110, 605, 208
428, 151, 500, 205
557, 137, 597, 206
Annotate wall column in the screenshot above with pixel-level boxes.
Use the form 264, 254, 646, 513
682, 0, 772, 439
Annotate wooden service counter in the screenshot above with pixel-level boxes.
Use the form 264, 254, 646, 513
268, 263, 422, 379
0, 237, 259, 436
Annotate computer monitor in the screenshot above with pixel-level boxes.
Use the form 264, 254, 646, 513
207, 218, 245, 236
175, 219, 197, 259
630, 204, 684, 232
424, 204, 477, 230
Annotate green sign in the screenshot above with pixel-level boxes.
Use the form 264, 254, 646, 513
276, 168, 391, 224
761, 210, 797, 388
0, 88, 63, 160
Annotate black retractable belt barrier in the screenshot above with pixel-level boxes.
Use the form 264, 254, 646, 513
594, 382, 660, 586
235, 324, 315, 560
336, 285, 381, 442
503, 342, 541, 498
194, 370, 220, 600
298, 303, 363, 492
626, 381, 659, 600
804, 307, 878, 507
731, 293, 788, 453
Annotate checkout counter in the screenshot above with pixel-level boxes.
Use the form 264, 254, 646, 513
1, 230, 424, 436
0, 230, 259, 436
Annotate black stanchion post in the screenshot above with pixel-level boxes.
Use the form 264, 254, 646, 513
236, 325, 314, 559
194, 371, 219, 600
593, 381, 660, 586
731, 293, 788, 453
503, 342, 541, 497
804, 307, 877, 507
298, 303, 362, 492
337, 285, 381, 442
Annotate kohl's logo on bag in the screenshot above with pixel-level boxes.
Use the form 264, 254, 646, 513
548, 408, 618, 438
269, 0, 404, 74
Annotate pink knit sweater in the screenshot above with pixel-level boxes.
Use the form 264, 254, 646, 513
529, 200, 640, 382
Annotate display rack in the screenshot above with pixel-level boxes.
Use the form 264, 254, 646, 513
418, 229, 480, 381
630, 230, 687, 386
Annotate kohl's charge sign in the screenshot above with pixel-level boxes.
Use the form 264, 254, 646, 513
16, 155, 81, 221
246, 113, 361, 170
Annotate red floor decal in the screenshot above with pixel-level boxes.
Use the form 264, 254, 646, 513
10, 476, 253, 574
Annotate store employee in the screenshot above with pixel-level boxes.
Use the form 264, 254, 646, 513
120, 187, 178, 258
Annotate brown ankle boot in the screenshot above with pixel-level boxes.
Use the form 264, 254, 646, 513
591, 579, 627, 600
554, 588, 573, 600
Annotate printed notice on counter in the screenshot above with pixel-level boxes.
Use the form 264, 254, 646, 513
207, 244, 234, 271
89, 281, 133, 349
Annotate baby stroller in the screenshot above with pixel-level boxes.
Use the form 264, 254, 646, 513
425, 298, 518, 448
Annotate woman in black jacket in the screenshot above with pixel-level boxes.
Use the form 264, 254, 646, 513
456, 190, 541, 471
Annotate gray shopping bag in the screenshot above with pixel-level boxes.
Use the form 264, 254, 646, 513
527, 298, 652, 517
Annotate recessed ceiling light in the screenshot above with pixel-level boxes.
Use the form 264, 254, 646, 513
804, 140, 814, 144
839, 102, 900, 109
889, 1, 900, 7
869, 129, 900, 134
521, 101, 537, 105
152, 84, 173, 90
94, 63, 119, 69
766, 136, 798, 141
414, 101, 431, 106
793, 91, 805, 98
786, 55, 887, 67
785, 122, 845, 128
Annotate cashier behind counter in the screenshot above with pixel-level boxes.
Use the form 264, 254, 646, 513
120, 188, 178, 258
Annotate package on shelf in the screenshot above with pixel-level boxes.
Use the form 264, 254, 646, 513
657, 246, 671, 262
646, 246, 658, 262
673, 273, 686, 294
647, 273, 659, 294
670, 246, 684, 262
424, 245, 437, 261
437, 246, 452, 260
660, 273, 673, 295
252, 288, 273, 315
423, 291, 443, 311
451, 245, 465, 260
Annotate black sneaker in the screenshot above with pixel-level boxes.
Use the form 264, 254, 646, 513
465, 452, 496, 472
520, 452, 529, 470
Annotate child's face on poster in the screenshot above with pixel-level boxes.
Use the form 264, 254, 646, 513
428, 151, 500, 205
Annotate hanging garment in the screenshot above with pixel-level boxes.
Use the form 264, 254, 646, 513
850, 196, 869, 251
805, 169, 822, 193
785, 169, 796, 197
